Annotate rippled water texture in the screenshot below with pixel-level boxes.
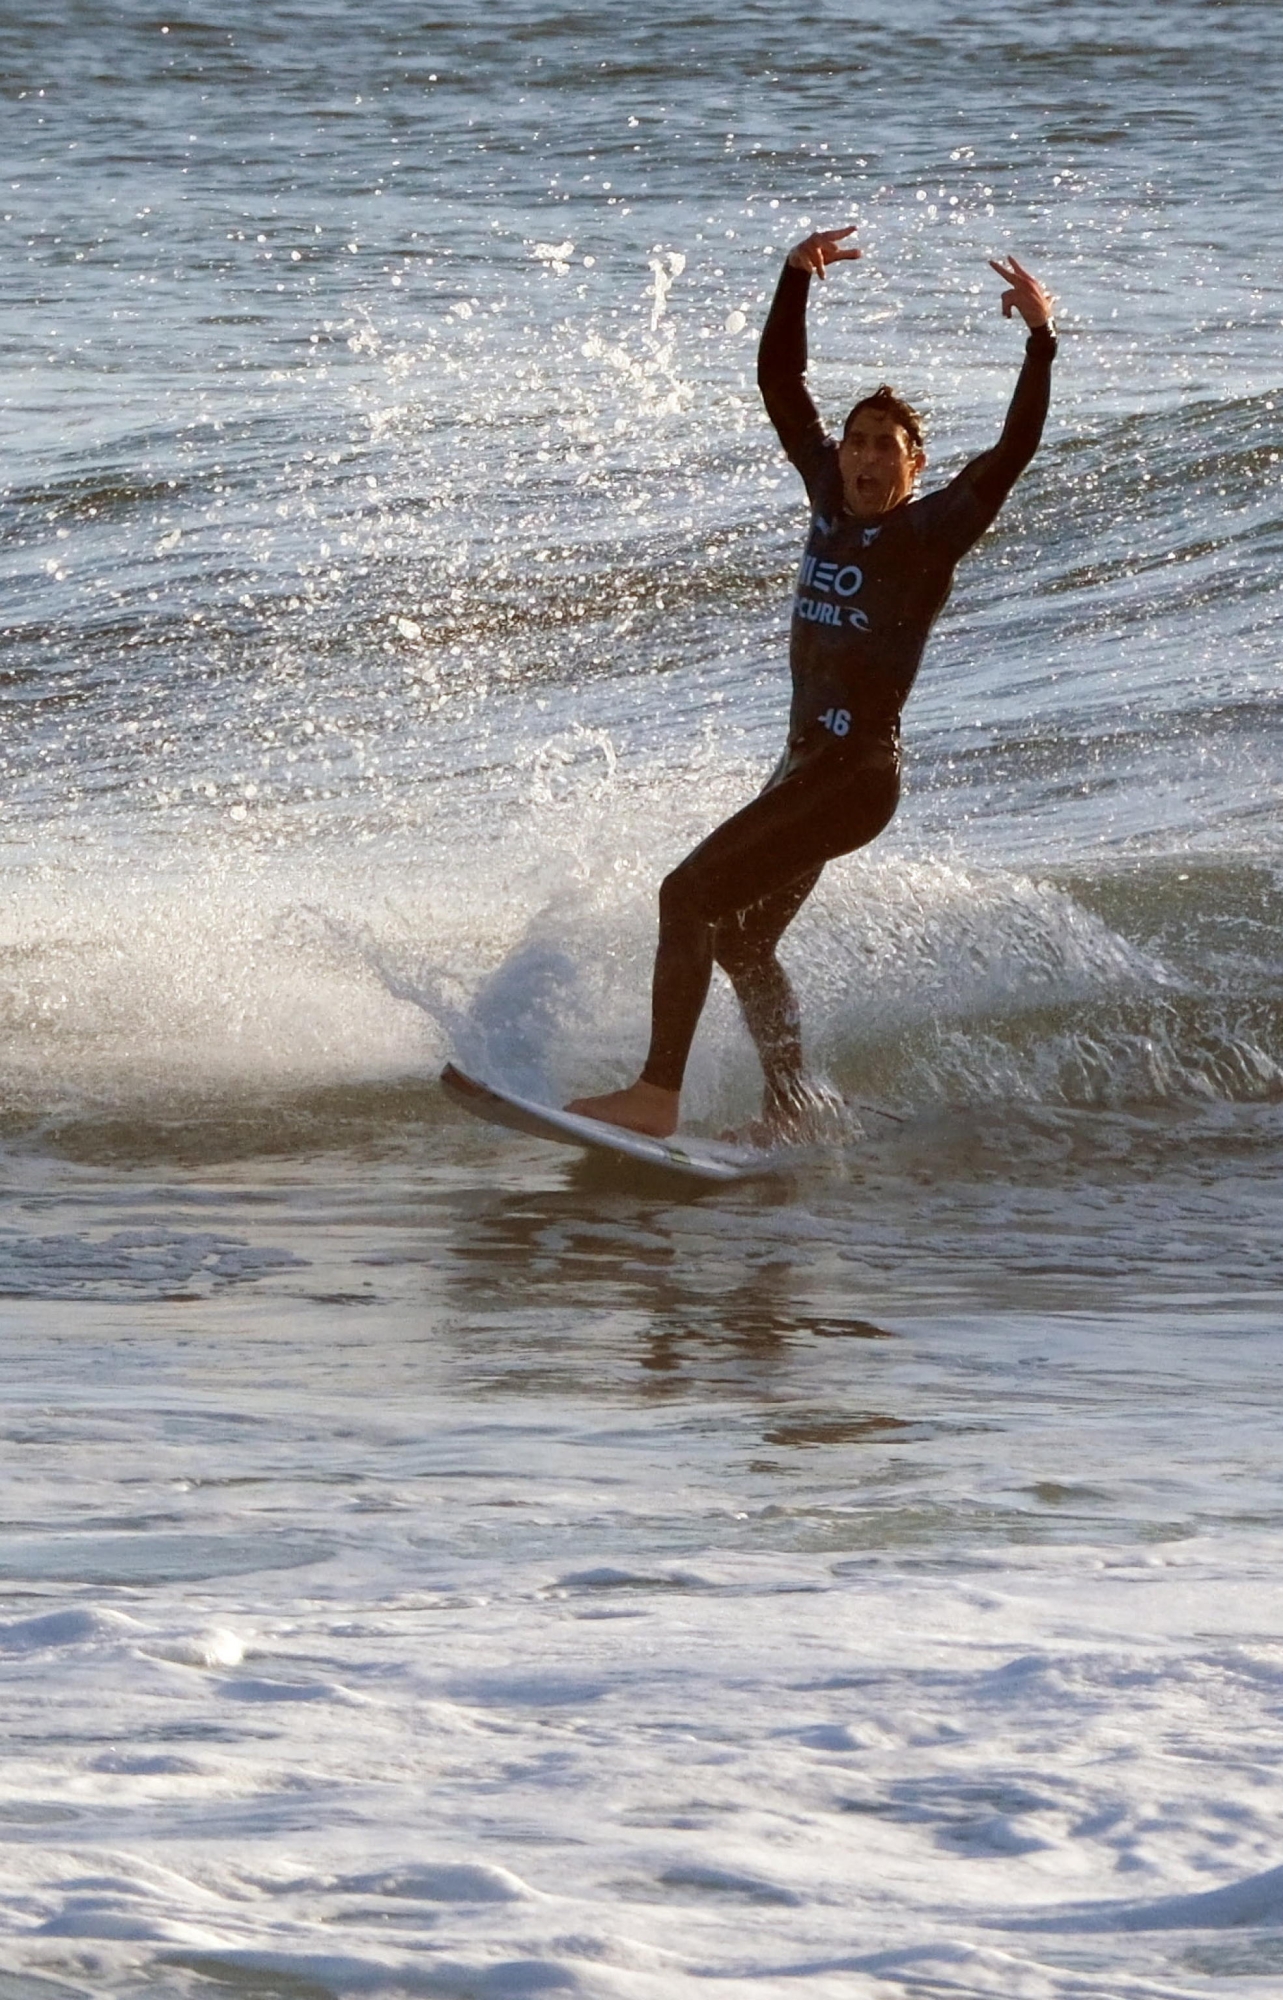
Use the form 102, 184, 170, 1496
2, 3, 1282, 1996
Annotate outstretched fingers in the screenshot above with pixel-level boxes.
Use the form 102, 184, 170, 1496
788, 225, 863, 280
988, 255, 1054, 327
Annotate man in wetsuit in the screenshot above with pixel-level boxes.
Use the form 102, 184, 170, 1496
568, 225, 1056, 1139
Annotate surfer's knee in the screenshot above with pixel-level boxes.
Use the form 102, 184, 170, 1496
713, 922, 775, 979
658, 860, 705, 930
713, 936, 755, 979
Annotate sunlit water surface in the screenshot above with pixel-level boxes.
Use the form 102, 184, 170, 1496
2, 3, 1282, 1995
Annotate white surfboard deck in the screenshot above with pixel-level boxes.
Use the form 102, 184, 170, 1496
440, 1063, 776, 1184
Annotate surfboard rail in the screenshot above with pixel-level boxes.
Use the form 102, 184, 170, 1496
440, 1063, 773, 1183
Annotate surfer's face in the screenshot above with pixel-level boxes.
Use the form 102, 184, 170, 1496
838, 412, 925, 517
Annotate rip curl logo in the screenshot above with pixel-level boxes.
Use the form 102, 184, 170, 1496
862, 525, 882, 548
794, 544, 870, 632
794, 596, 870, 630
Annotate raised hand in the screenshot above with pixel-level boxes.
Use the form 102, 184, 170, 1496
989, 255, 1054, 330
787, 226, 862, 281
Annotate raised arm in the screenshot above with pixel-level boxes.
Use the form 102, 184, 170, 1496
966, 256, 1058, 514
757, 227, 861, 473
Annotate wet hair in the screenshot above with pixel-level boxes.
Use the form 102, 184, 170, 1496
842, 384, 926, 452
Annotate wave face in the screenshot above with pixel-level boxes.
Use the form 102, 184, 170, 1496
1, 0, 1280, 1179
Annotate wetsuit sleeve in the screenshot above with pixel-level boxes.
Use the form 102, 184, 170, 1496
968, 322, 1057, 512
757, 261, 831, 497
930, 323, 1057, 550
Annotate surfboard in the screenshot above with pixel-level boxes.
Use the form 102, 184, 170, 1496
440, 1063, 775, 1184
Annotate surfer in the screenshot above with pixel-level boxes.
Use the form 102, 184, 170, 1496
568, 225, 1056, 1140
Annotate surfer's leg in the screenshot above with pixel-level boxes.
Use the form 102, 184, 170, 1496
564, 855, 718, 1136
567, 752, 897, 1136
713, 868, 820, 1123
639, 755, 897, 1098
640, 760, 894, 1091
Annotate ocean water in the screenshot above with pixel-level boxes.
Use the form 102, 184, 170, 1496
2, 2, 1282, 1994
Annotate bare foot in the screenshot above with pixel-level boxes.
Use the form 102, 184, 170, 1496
722, 1079, 852, 1148
565, 1079, 680, 1138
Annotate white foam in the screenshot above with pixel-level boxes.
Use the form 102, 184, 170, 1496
335, 1863, 538, 1904
0, 1227, 303, 1300
0, 1606, 144, 1653
6, 1303, 1283, 1996
142, 1629, 245, 1669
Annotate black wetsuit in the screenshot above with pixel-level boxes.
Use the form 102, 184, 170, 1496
639, 260, 1057, 1107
